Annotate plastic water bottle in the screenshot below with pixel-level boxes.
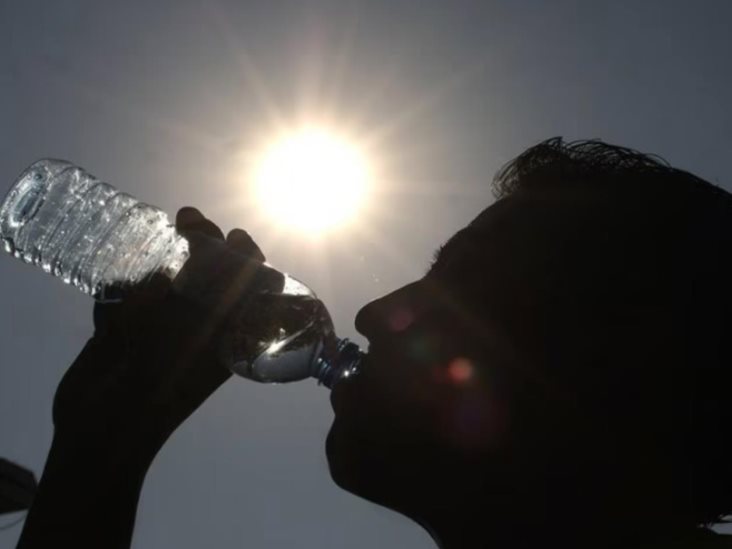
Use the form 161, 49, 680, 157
0, 159, 362, 388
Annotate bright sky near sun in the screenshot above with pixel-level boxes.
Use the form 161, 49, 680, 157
250, 127, 371, 235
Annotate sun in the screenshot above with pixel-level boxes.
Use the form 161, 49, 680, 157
251, 127, 370, 235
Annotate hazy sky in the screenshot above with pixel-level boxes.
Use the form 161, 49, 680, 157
2, 1, 732, 547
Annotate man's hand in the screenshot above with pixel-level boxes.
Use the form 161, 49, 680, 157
18, 207, 266, 548
52, 207, 266, 460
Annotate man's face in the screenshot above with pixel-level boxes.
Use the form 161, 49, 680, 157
326, 189, 572, 512
327, 181, 681, 522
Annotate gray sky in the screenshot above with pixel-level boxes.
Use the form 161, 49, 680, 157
2, 1, 732, 547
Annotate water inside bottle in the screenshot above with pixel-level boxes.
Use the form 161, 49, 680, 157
228, 291, 337, 383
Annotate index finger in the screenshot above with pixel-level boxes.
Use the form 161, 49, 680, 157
226, 228, 266, 263
176, 207, 225, 241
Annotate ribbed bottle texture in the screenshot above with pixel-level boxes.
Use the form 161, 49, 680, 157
0, 159, 188, 302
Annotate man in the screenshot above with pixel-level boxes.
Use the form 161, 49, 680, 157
16, 138, 732, 548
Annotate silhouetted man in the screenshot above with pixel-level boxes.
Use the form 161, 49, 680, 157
16, 139, 732, 548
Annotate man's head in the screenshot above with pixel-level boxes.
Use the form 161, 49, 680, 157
327, 138, 732, 539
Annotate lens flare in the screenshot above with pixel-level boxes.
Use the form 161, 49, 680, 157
387, 306, 414, 332
447, 357, 474, 384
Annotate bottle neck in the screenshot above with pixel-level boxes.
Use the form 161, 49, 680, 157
314, 338, 363, 389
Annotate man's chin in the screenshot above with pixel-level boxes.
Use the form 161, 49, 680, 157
326, 422, 380, 499
325, 422, 409, 511
325, 423, 357, 491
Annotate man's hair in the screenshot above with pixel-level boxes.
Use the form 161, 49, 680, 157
490, 138, 732, 527
492, 137, 716, 200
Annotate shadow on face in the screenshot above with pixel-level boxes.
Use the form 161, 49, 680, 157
327, 179, 724, 531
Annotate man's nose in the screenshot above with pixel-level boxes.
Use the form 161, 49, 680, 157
354, 282, 421, 340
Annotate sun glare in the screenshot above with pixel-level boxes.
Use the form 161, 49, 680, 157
251, 127, 370, 234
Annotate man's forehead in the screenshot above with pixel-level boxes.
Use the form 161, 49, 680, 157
466, 191, 535, 234
431, 196, 526, 271
467, 197, 511, 232
434, 187, 601, 271
466, 185, 596, 233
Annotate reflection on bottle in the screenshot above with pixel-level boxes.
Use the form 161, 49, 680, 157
226, 289, 362, 388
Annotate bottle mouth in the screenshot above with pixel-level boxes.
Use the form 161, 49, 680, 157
315, 338, 364, 389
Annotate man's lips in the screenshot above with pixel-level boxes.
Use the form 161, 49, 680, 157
330, 351, 369, 414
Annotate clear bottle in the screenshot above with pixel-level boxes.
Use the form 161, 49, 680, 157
0, 159, 362, 389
